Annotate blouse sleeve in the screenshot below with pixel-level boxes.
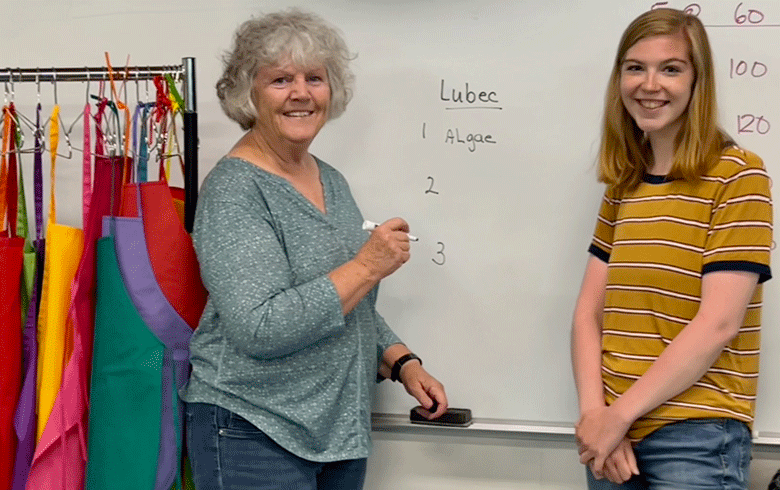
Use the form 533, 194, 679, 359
373, 306, 403, 356
325, 167, 404, 359
193, 179, 347, 360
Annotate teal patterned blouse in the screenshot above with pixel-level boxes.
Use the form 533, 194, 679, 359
182, 156, 402, 462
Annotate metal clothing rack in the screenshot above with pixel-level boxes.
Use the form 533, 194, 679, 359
0, 57, 199, 232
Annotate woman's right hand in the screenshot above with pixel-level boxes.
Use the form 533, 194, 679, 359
328, 218, 412, 315
354, 218, 412, 280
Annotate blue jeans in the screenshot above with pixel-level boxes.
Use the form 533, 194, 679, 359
586, 419, 752, 490
185, 402, 367, 490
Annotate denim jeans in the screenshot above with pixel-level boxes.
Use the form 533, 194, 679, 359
185, 402, 367, 490
586, 419, 752, 490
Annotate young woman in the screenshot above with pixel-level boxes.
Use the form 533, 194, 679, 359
571, 8, 772, 489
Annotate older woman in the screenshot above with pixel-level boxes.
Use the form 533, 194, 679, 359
182, 9, 448, 490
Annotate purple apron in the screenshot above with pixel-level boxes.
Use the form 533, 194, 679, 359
11, 103, 46, 490
102, 186, 193, 490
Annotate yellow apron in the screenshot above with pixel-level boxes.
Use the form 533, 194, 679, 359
35, 106, 84, 442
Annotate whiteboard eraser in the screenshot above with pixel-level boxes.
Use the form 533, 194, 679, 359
410, 406, 472, 427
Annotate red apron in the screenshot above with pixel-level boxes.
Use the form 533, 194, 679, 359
1, 104, 25, 490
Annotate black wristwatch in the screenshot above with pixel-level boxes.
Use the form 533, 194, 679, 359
391, 353, 422, 382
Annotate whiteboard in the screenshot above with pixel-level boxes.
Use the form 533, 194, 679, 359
2, 0, 779, 436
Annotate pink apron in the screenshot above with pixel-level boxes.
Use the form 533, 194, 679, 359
25, 99, 124, 490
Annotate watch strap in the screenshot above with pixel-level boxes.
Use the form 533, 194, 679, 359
391, 353, 422, 382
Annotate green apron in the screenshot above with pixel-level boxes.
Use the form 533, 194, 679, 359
85, 236, 164, 490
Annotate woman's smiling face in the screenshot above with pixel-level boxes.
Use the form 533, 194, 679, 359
620, 31, 695, 143
252, 61, 331, 148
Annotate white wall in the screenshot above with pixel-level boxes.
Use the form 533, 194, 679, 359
369, 434, 586, 490
366, 430, 780, 489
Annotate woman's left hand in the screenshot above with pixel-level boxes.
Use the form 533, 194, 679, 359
576, 405, 631, 475
399, 362, 448, 419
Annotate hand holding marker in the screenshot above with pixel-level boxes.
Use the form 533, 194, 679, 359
362, 220, 419, 242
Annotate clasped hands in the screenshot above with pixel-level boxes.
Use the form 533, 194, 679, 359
575, 405, 639, 484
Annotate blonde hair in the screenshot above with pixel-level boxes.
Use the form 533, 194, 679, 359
598, 8, 731, 191
216, 9, 355, 131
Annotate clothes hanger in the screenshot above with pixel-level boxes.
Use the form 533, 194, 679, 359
45, 71, 77, 160
57, 70, 89, 156
13, 69, 38, 145
146, 74, 175, 159
159, 107, 185, 182
13, 69, 58, 157
131, 72, 154, 178
1, 68, 37, 155
163, 71, 184, 112
104, 52, 131, 160
1, 69, 10, 144
91, 81, 121, 156
132, 71, 156, 182
160, 73, 185, 179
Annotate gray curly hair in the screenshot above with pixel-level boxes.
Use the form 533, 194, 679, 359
216, 9, 355, 130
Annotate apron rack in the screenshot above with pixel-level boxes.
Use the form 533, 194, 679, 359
0, 57, 199, 232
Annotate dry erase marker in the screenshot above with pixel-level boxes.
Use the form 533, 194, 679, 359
362, 220, 419, 242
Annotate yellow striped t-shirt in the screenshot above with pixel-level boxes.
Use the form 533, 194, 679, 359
589, 146, 772, 441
